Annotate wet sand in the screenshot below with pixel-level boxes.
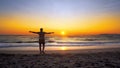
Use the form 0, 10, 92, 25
0, 45, 120, 68
0, 45, 120, 54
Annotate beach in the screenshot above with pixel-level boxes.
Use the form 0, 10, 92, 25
0, 0, 120, 67
0, 45, 120, 68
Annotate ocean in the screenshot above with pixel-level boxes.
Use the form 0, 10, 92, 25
0, 34, 120, 48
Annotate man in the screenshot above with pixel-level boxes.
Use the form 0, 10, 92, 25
29, 28, 54, 54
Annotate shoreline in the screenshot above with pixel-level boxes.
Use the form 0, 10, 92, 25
0, 45, 120, 54
0, 49, 120, 68
0, 45, 120, 68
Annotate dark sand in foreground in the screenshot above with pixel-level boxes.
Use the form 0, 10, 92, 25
0, 45, 120, 68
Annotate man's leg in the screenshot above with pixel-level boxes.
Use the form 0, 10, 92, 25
39, 43, 41, 54
43, 43, 45, 53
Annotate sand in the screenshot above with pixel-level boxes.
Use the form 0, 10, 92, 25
0, 45, 120, 68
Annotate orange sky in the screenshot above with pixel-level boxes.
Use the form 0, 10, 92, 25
0, 0, 120, 35
0, 14, 120, 35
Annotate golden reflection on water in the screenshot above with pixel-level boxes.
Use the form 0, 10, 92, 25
60, 46, 67, 50
0, 45, 119, 52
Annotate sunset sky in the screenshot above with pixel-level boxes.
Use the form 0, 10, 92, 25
0, 0, 120, 35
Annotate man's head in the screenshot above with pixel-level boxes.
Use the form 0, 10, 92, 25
40, 28, 43, 32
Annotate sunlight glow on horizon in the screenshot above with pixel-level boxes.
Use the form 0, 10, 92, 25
61, 31, 66, 36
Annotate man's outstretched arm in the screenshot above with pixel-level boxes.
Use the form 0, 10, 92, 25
29, 31, 39, 34
45, 32, 54, 34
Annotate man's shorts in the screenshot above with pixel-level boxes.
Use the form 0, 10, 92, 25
39, 39, 45, 44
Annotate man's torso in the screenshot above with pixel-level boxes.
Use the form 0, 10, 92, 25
38, 32, 45, 43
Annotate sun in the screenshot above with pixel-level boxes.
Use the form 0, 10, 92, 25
61, 31, 66, 35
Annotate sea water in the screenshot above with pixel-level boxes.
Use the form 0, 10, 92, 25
0, 34, 120, 48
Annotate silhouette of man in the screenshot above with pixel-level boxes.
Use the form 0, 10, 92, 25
29, 28, 54, 54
